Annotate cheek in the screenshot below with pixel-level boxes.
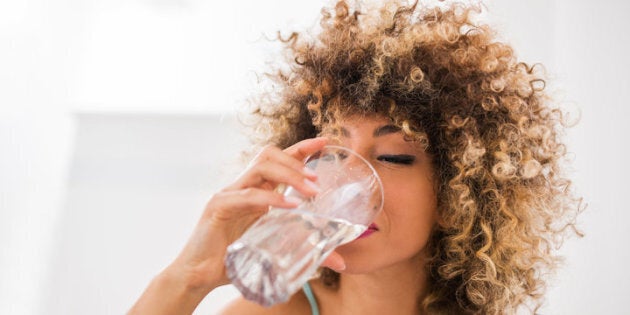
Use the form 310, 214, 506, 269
383, 178, 438, 244
383, 171, 436, 214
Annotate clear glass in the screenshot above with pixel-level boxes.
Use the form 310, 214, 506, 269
224, 145, 384, 306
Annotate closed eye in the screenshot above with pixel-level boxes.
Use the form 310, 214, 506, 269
377, 154, 416, 165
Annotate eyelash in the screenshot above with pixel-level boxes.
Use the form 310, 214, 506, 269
377, 154, 416, 165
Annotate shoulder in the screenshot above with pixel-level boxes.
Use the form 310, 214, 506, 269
217, 291, 310, 315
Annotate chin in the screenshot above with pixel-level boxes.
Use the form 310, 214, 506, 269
335, 242, 384, 274
338, 261, 381, 275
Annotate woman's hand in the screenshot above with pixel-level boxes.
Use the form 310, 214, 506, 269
170, 137, 330, 290
129, 137, 345, 314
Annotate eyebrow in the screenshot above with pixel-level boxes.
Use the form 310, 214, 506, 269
339, 124, 402, 138
373, 125, 401, 137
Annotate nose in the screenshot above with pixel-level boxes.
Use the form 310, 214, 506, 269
308, 145, 384, 221
339, 148, 368, 172
316, 144, 367, 169
320, 135, 375, 172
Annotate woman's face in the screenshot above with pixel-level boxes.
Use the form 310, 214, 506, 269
325, 114, 438, 274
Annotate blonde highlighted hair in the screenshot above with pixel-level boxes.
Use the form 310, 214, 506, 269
250, 1, 583, 313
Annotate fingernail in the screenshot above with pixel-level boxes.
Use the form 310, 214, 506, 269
304, 179, 320, 193
284, 195, 303, 205
337, 261, 346, 271
302, 166, 317, 178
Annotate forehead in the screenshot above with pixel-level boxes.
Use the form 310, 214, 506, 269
327, 114, 392, 132
323, 115, 404, 142
340, 114, 391, 126
321, 113, 430, 151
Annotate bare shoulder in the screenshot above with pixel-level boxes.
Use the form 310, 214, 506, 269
217, 292, 310, 315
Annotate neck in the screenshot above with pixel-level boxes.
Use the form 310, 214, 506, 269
332, 254, 428, 315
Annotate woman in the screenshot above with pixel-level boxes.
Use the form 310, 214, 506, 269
130, 0, 582, 314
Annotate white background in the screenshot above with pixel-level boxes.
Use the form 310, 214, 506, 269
1, 0, 628, 314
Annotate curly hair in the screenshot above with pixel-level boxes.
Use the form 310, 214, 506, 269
248, 0, 583, 313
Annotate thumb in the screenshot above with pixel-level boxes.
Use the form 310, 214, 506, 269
321, 251, 346, 272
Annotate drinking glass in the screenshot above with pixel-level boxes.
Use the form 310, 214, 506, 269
224, 145, 384, 306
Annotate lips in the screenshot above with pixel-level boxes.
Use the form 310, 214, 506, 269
357, 223, 379, 239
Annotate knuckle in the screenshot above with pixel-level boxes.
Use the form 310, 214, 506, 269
207, 192, 223, 204
258, 145, 279, 160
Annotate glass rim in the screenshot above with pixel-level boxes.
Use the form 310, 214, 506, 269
306, 144, 385, 215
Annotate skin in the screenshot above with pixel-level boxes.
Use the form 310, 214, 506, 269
129, 115, 438, 315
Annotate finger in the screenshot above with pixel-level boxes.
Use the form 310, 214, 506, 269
284, 137, 328, 162
229, 160, 320, 196
226, 143, 322, 191
251, 145, 310, 177
321, 251, 346, 272
207, 188, 301, 222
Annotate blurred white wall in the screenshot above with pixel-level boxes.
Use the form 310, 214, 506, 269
43, 113, 247, 314
1, 0, 629, 314
0, 1, 81, 314
545, 1, 630, 313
